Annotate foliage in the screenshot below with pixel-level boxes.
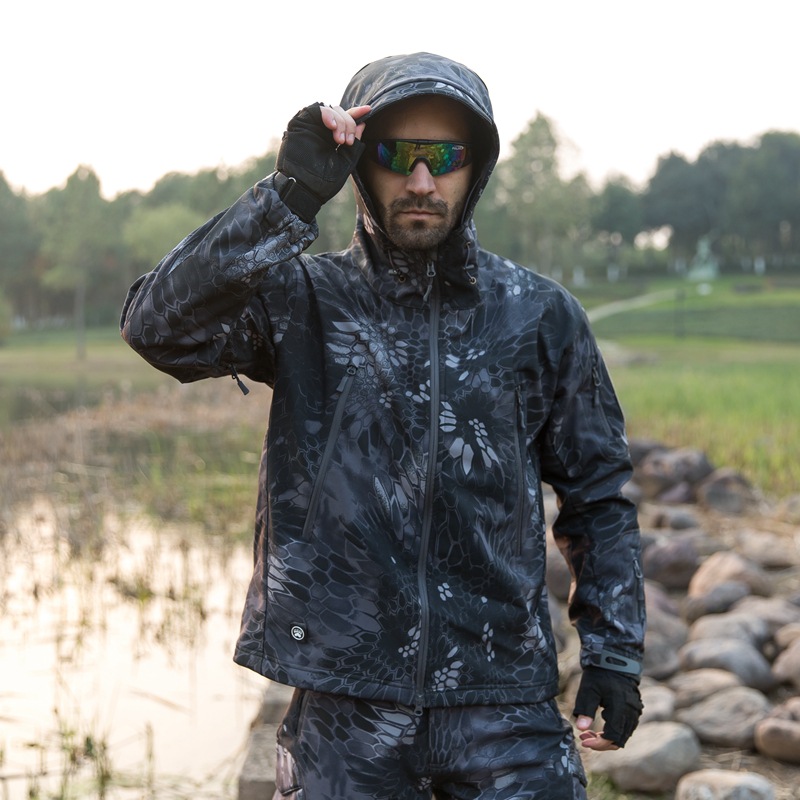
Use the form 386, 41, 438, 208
123, 202, 208, 271
1, 117, 800, 334
477, 113, 592, 273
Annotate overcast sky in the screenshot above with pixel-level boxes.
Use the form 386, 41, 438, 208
3, 0, 797, 198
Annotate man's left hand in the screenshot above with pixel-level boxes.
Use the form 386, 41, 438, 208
573, 665, 643, 750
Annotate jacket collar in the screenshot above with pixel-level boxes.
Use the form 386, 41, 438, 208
349, 211, 481, 309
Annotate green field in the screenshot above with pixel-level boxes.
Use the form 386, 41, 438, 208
1, 275, 799, 501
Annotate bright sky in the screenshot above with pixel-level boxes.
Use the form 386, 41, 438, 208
3, 0, 797, 199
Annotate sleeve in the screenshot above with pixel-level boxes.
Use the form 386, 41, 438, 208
120, 174, 318, 387
539, 304, 645, 675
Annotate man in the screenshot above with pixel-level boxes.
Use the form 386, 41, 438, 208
122, 52, 644, 799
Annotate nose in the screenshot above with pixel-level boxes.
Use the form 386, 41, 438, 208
405, 160, 436, 195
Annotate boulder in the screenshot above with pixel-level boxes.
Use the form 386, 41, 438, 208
687, 611, 770, 648
587, 721, 701, 793
697, 468, 760, 514
772, 638, 800, 689
640, 683, 676, 724
687, 551, 772, 598
682, 581, 752, 623
667, 668, 742, 710
754, 697, 800, 764
676, 769, 775, 800
635, 448, 715, 500
678, 638, 775, 691
643, 536, 699, 589
675, 686, 772, 748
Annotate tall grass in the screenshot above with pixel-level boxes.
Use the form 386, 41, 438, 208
603, 338, 800, 501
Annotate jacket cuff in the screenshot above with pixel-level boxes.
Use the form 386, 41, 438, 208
274, 172, 321, 223
584, 648, 643, 679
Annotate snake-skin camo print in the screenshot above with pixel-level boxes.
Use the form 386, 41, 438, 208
274, 689, 587, 799
121, 53, 644, 712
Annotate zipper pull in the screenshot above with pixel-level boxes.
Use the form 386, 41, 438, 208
230, 364, 250, 395
515, 385, 525, 428
422, 260, 437, 303
592, 363, 601, 407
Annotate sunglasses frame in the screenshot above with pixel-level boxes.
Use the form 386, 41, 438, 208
365, 139, 473, 177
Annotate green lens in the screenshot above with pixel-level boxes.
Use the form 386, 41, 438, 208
374, 140, 470, 175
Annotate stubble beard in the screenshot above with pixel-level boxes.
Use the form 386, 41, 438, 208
379, 197, 464, 252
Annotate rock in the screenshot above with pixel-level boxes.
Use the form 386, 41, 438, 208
754, 697, 800, 764
660, 481, 696, 504
676, 768, 775, 800
667, 668, 742, 710
587, 721, 701, 793
545, 543, 572, 602
682, 581, 752, 623
732, 596, 800, 633
678, 638, 775, 691
238, 723, 278, 800
687, 551, 772, 598
646, 579, 682, 616
697, 468, 760, 514
640, 683, 676, 724
643, 537, 699, 589
772, 638, 800, 689
687, 611, 770, 649
635, 448, 715, 500
735, 529, 799, 569
777, 493, 800, 525
629, 438, 669, 467
775, 622, 800, 650
650, 505, 702, 530
644, 601, 689, 680
675, 686, 772, 748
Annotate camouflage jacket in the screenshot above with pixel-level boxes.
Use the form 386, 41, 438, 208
121, 53, 644, 707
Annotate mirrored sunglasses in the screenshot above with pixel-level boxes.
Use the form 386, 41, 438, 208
366, 139, 472, 176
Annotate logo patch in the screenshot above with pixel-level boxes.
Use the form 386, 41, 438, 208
290, 624, 306, 642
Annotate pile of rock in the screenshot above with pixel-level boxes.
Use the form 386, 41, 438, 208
238, 440, 800, 800
551, 441, 800, 800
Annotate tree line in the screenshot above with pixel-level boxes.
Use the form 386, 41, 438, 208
0, 114, 798, 347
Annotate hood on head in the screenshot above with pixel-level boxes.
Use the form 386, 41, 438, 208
340, 52, 500, 231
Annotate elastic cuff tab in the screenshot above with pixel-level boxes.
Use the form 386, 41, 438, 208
276, 174, 320, 223
596, 649, 642, 677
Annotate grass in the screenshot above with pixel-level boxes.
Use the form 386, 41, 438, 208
574, 275, 800, 501
2, 273, 799, 506
605, 338, 800, 500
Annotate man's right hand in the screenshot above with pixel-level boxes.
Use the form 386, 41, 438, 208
275, 103, 370, 223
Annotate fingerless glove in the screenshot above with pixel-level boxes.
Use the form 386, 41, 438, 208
573, 666, 643, 747
275, 103, 365, 223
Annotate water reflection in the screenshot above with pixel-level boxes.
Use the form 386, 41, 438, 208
0, 497, 264, 799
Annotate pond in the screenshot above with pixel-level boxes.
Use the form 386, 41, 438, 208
0, 496, 267, 799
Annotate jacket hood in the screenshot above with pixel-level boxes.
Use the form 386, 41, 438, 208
340, 52, 500, 242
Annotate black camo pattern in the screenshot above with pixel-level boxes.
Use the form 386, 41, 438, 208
121, 52, 644, 711
274, 690, 587, 799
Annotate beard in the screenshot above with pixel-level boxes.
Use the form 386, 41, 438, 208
378, 196, 465, 251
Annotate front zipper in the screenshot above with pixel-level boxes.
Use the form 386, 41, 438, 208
415, 259, 440, 708
300, 362, 358, 539
513, 385, 527, 557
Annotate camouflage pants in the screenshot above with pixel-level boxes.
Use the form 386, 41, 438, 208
274, 689, 587, 799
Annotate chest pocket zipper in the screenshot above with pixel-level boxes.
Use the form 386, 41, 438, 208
513, 385, 527, 557
301, 363, 358, 539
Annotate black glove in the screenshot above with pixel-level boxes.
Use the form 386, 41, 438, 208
275, 103, 365, 223
573, 666, 643, 747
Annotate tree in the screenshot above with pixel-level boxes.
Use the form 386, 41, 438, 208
722, 131, 800, 261
36, 166, 115, 358
123, 202, 207, 272
477, 113, 591, 275
590, 177, 644, 244
643, 152, 710, 256
0, 172, 39, 323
